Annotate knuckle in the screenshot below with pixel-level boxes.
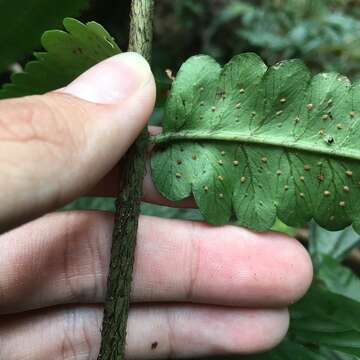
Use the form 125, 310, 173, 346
61, 308, 95, 359
165, 307, 176, 359
63, 212, 108, 303
185, 221, 201, 300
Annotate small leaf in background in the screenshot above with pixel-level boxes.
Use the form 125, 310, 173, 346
0, 0, 89, 73
310, 224, 360, 267
320, 348, 360, 359
271, 218, 297, 237
62, 197, 115, 212
62, 198, 204, 222
290, 283, 360, 357
317, 256, 360, 302
242, 339, 327, 360
151, 53, 360, 234
0, 18, 121, 99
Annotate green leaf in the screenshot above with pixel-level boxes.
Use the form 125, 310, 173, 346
0, 18, 121, 99
317, 256, 360, 302
271, 218, 297, 237
290, 284, 360, 357
62, 198, 203, 222
320, 348, 360, 360
0, 0, 89, 72
62, 197, 115, 212
242, 339, 327, 360
310, 224, 360, 265
151, 53, 360, 232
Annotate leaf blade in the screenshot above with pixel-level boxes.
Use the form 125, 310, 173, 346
0, 18, 121, 99
151, 53, 360, 232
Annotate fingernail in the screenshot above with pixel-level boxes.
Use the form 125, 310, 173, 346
63, 52, 152, 104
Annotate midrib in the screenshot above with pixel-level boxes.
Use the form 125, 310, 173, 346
151, 130, 360, 162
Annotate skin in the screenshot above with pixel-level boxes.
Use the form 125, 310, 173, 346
0, 53, 313, 359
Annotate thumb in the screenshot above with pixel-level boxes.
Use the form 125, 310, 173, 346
0, 52, 155, 232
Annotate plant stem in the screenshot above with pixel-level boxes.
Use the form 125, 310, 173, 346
128, 0, 154, 62
97, 1, 154, 359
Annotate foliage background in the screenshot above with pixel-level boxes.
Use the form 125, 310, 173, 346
63, 1, 360, 358
1, 0, 360, 359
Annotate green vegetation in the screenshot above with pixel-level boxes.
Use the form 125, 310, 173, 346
1, 1, 360, 359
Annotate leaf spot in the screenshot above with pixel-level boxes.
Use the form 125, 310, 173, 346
175, 172, 182, 178
261, 156, 268, 163
346, 170, 353, 177
211, 106, 216, 112
339, 201, 346, 207
280, 97, 287, 104
336, 123, 343, 130
349, 111, 356, 118
218, 160, 224, 165
322, 114, 330, 120
300, 192, 305, 198
203, 186, 209, 192
218, 175, 224, 181
324, 135, 334, 145
219, 193, 224, 199
192, 154, 197, 160
235, 103, 241, 109
176, 160, 182, 165
284, 185, 289, 191
276, 170, 282, 176
220, 150, 226, 156
239, 88, 245, 94
233, 160, 240, 166
304, 164, 311, 171
300, 176, 305, 181
307, 103, 314, 111
240, 176, 246, 183
343, 185, 350, 192
324, 190, 331, 197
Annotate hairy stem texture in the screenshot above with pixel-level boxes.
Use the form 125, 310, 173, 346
97, 1, 154, 359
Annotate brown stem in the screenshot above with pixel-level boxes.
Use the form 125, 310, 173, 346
97, 1, 155, 359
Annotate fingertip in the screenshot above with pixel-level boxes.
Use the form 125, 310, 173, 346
225, 308, 289, 355
249, 308, 290, 353
282, 237, 313, 304
63, 52, 154, 105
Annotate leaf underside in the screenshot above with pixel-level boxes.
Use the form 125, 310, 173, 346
151, 53, 360, 233
0, 18, 121, 99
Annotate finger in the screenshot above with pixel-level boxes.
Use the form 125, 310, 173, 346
0, 212, 313, 314
0, 52, 156, 233
0, 304, 289, 359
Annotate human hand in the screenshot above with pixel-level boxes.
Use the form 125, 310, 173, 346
0, 53, 313, 359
